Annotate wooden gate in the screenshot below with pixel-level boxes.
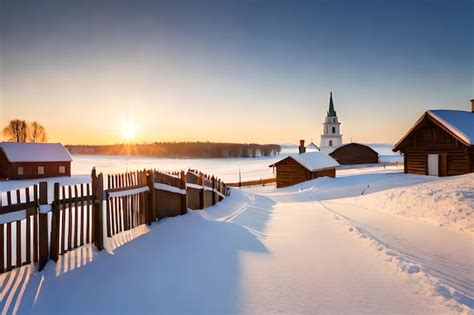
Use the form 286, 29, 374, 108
49, 182, 95, 261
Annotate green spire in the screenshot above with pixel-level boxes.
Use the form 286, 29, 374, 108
327, 92, 337, 117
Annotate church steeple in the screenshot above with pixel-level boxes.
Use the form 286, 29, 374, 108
320, 91, 342, 149
327, 92, 337, 117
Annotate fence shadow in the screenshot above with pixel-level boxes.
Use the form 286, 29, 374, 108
0, 263, 35, 315
202, 189, 276, 238
20, 211, 268, 314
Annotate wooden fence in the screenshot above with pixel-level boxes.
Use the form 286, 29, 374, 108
0, 186, 39, 273
226, 177, 276, 187
0, 168, 229, 274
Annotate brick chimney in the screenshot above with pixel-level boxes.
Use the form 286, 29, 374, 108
471, 99, 474, 112
298, 140, 306, 154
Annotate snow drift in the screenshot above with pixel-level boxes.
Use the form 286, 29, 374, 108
353, 173, 474, 232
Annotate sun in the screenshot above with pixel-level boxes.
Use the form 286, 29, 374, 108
122, 123, 136, 141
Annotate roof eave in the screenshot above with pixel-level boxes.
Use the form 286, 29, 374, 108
393, 111, 472, 152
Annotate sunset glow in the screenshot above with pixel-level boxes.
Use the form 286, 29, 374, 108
121, 123, 136, 142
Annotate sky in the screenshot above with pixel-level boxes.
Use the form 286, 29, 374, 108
0, 0, 472, 145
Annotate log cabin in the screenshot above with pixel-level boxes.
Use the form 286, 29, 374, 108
0, 142, 73, 180
269, 142, 339, 188
329, 143, 379, 165
393, 100, 474, 176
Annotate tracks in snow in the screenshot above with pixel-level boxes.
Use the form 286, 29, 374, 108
318, 200, 474, 310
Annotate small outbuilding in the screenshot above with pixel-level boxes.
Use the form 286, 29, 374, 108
269, 151, 339, 188
329, 143, 379, 165
0, 142, 73, 180
393, 101, 474, 176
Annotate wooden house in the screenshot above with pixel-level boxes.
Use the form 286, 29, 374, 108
0, 142, 73, 180
329, 143, 379, 165
393, 101, 474, 176
269, 149, 339, 188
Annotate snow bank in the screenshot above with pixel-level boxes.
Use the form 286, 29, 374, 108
353, 173, 474, 232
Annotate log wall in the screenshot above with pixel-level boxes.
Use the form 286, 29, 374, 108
274, 158, 336, 188
398, 118, 472, 176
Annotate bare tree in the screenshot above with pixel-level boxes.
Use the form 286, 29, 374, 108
2, 119, 28, 142
28, 121, 47, 143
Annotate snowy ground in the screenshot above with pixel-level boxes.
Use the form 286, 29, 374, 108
1, 165, 471, 314
69, 143, 402, 182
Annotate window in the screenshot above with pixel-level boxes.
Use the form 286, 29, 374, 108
38, 166, 44, 175
59, 166, 66, 174
18, 167, 24, 175
332, 127, 336, 134
329, 140, 333, 146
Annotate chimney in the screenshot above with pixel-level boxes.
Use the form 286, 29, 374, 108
298, 140, 306, 154
471, 99, 474, 113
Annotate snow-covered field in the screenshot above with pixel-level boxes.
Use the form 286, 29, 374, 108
69, 143, 402, 182
0, 164, 469, 314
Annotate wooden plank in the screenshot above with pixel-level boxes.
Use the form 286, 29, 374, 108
110, 195, 115, 236
49, 183, 60, 262
6, 191, 12, 271
38, 182, 49, 270
61, 186, 66, 254
16, 220, 21, 267
33, 185, 38, 262
74, 185, 79, 249
106, 175, 111, 237
15, 190, 22, 267
0, 194, 3, 272
25, 187, 31, 264
0, 224, 3, 273
6, 223, 11, 271
0, 201, 38, 215
80, 184, 85, 246
67, 186, 73, 251
116, 196, 121, 233
86, 184, 91, 244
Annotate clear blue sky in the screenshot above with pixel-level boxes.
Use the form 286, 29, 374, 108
0, 0, 472, 144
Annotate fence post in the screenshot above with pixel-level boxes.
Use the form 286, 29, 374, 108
92, 168, 104, 251
38, 182, 49, 271
49, 183, 60, 262
199, 173, 204, 209
146, 170, 155, 225
211, 176, 216, 206
180, 171, 187, 215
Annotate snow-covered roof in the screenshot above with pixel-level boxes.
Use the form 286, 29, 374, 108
427, 110, 473, 145
0, 142, 73, 162
270, 151, 339, 171
306, 142, 320, 151
393, 109, 474, 151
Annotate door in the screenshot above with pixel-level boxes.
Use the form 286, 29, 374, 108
439, 154, 448, 176
427, 154, 439, 176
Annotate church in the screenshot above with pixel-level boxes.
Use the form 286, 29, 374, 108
320, 92, 343, 150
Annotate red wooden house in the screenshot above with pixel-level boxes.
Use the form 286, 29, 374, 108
0, 142, 73, 180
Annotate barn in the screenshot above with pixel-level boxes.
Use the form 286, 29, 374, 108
393, 101, 473, 176
329, 143, 379, 165
269, 151, 339, 188
0, 142, 73, 180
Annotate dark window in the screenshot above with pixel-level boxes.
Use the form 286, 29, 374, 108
329, 140, 333, 146
332, 127, 336, 134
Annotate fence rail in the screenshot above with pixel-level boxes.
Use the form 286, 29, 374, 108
0, 168, 229, 275
226, 177, 276, 187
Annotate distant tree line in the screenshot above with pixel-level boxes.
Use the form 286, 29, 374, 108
2, 119, 47, 142
66, 142, 281, 158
